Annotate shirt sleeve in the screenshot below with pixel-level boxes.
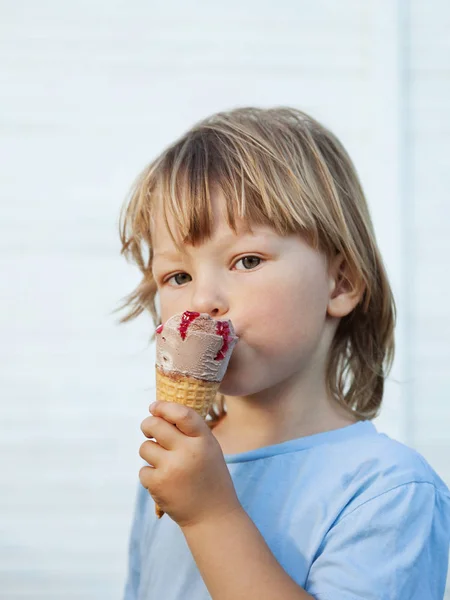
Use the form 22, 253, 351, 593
123, 483, 148, 600
305, 482, 450, 600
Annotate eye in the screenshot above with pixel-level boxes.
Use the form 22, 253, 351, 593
163, 255, 263, 286
234, 256, 262, 270
166, 272, 192, 286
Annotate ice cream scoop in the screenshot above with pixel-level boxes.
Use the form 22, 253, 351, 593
153, 311, 238, 518
156, 311, 238, 382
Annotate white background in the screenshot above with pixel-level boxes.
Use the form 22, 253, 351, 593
1, 1, 449, 598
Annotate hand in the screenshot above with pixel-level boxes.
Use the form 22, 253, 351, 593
139, 401, 242, 528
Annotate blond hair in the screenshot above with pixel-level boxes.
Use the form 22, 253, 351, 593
116, 107, 395, 425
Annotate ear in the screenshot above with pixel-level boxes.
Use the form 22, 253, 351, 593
327, 253, 365, 318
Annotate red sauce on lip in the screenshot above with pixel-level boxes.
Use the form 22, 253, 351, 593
215, 321, 233, 360
156, 324, 164, 334
178, 311, 201, 340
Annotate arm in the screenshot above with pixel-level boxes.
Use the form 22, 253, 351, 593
181, 506, 314, 600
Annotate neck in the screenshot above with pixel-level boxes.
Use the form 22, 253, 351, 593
212, 371, 357, 455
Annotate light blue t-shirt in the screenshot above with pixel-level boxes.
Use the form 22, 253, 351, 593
123, 421, 450, 600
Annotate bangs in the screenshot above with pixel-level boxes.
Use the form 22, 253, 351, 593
149, 129, 320, 251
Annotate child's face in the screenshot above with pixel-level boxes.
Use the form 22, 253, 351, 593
150, 187, 337, 397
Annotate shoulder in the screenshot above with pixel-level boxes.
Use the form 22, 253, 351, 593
324, 425, 450, 521
306, 431, 450, 599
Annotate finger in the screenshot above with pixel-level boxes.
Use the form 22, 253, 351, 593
139, 464, 158, 490
141, 415, 180, 450
139, 439, 165, 467
149, 401, 206, 437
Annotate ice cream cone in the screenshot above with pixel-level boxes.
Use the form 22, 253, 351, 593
155, 367, 220, 418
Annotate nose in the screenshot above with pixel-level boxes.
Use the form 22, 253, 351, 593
189, 274, 229, 318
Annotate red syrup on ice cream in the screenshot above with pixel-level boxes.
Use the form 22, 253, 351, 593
215, 321, 233, 361
156, 324, 164, 334
178, 311, 201, 340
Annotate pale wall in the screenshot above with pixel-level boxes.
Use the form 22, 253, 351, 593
1, 1, 448, 598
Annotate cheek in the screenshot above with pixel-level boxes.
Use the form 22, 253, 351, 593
243, 271, 330, 351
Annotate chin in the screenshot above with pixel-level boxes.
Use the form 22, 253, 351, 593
218, 377, 237, 396
218, 370, 243, 397
218, 370, 261, 397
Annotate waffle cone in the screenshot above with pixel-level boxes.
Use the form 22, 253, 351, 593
154, 366, 220, 518
155, 367, 220, 417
